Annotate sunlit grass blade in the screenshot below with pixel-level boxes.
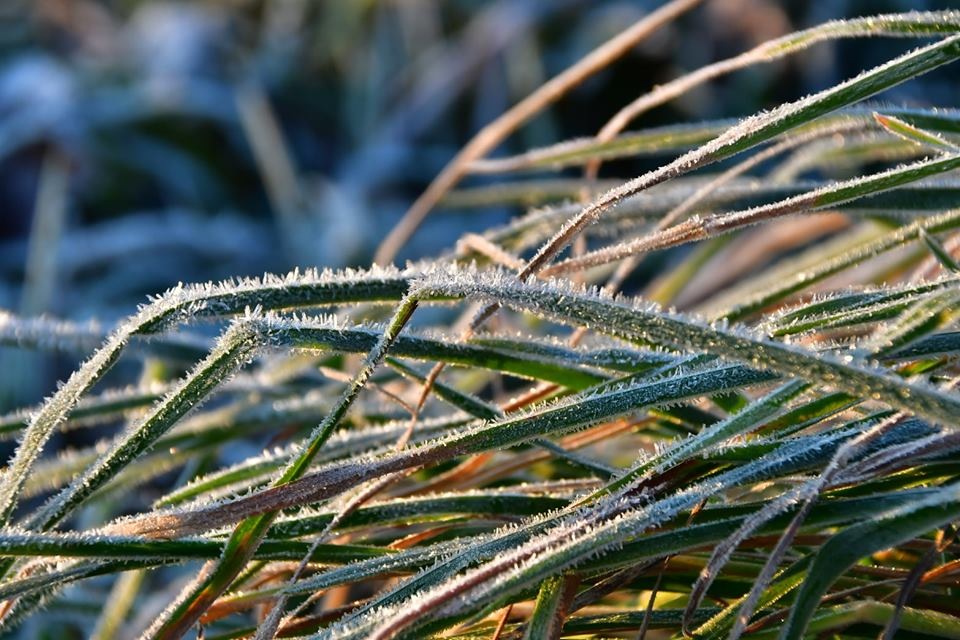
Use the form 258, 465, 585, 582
543, 154, 960, 277
766, 274, 960, 337
113, 363, 775, 539
718, 210, 960, 322
412, 268, 960, 424
864, 289, 960, 356
523, 574, 575, 640
781, 482, 960, 640
0, 267, 412, 528
874, 112, 960, 152
466, 121, 729, 174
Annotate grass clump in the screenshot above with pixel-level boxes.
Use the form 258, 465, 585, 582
1, 4, 960, 640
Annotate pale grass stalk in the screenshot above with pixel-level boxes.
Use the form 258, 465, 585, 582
374, 0, 703, 265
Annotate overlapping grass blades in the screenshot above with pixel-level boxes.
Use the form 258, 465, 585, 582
2, 7, 960, 640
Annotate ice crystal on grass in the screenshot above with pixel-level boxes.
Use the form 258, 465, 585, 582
4, 9, 960, 640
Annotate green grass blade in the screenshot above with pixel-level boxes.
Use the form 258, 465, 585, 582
545, 154, 960, 277
780, 482, 960, 640
412, 269, 960, 425
0, 267, 411, 528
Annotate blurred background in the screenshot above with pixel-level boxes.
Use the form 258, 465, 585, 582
0, 0, 958, 411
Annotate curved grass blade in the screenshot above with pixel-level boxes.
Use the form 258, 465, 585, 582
592, 379, 808, 500
767, 274, 960, 338
466, 122, 729, 174
0, 531, 388, 564
597, 12, 960, 148
780, 482, 960, 640
716, 212, 960, 321
342, 427, 871, 638
495, 33, 960, 290
766, 601, 960, 640
523, 574, 575, 640
465, 9, 960, 175
114, 363, 775, 539
144, 296, 420, 639
30, 310, 629, 532
864, 289, 960, 356
874, 112, 960, 152
543, 154, 960, 277
0, 267, 412, 528
412, 268, 960, 425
